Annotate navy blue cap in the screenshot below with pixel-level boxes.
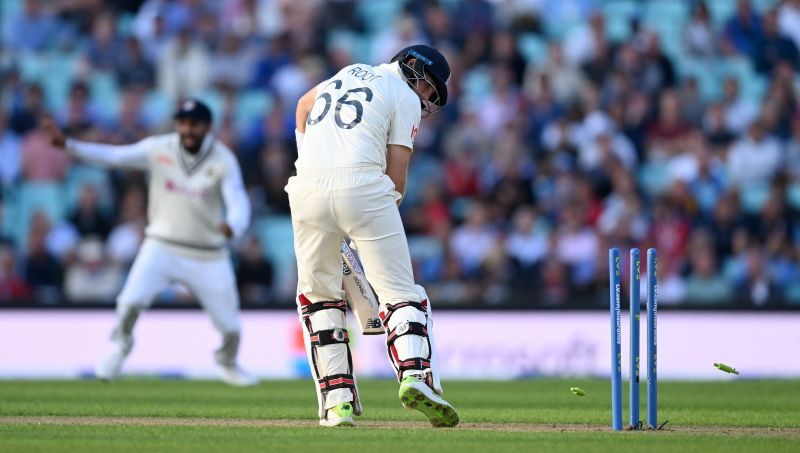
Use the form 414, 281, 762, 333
174, 99, 213, 123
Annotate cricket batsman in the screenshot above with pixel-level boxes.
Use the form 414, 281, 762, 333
288, 45, 459, 427
43, 100, 258, 386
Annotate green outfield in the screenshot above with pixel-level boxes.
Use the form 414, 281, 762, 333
1, 379, 799, 452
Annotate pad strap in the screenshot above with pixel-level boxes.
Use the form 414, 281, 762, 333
310, 328, 349, 347
301, 299, 347, 318
386, 321, 428, 346
318, 373, 356, 393
397, 358, 431, 373
381, 301, 426, 326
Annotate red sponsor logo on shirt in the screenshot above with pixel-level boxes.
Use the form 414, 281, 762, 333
410, 125, 418, 141
157, 154, 175, 166
165, 178, 211, 198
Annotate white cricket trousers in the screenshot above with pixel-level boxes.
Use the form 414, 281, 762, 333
286, 167, 419, 305
287, 167, 422, 412
108, 238, 242, 366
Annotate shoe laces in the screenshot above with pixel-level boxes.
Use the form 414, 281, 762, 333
406, 371, 426, 380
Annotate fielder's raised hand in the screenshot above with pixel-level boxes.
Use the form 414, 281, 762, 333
40, 117, 66, 149
218, 223, 234, 238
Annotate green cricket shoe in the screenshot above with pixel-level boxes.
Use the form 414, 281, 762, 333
319, 402, 355, 427
399, 375, 459, 427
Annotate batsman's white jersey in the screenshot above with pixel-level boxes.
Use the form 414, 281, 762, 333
296, 62, 421, 171
66, 133, 253, 379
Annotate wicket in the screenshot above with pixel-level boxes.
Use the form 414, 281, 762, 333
609, 247, 658, 431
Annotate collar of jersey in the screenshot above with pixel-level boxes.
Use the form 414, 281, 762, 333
383, 61, 405, 81
177, 133, 214, 175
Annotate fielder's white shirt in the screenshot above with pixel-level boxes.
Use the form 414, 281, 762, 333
296, 61, 422, 171
66, 133, 250, 257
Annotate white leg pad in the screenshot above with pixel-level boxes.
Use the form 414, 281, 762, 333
308, 309, 351, 409
415, 285, 443, 395
383, 296, 436, 386
297, 295, 363, 417
385, 306, 430, 367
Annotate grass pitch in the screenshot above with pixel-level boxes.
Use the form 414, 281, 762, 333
1, 379, 799, 452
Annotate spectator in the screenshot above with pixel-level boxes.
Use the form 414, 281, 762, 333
0, 112, 22, 189
597, 167, 648, 241
236, 236, 274, 305
505, 206, 549, 288
370, 13, 427, 64
109, 88, 150, 141
678, 77, 706, 127
157, 26, 211, 100
257, 141, 293, 214
270, 55, 326, 106
647, 198, 691, 278
786, 114, 800, 179
449, 201, 499, 279
525, 42, 588, 107
69, 184, 113, 240
485, 135, 535, 221
134, 10, 170, 63
115, 37, 156, 89
778, 0, 800, 50
20, 120, 70, 182
64, 238, 123, 303
752, 8, 800, 74
646, 90, 693, 159
419, 0, 453, 44
703, 102, 737, 148
24, 215, 63, 304
490, 30, 527, 86
57, 81, 97, 136
727, 119, 783, 187
733, 245, 780, 306
652, 253, 687, 305
721, 77, 759, 134
405, 181, 451, 236
684, 1, 718, 58
687, 138, 727, 216
3, 0, 63, 53
564, 12, 606, 66
638, 32, 677, 94
249, 33, 293, 89
8, 83, 46, 135
107, 186, 146, 266
210, 33, 255, 90
555, 202, 599, 288
684, 243, 733, 304
0, 244, 32, 302
577, 112, 637, 172
725, 0, 763, 56
85, 10, 123, 72
442, 144, 481, 200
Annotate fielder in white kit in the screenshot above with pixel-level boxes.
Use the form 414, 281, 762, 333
43, 100, 257, 386
288, 45, 458, 427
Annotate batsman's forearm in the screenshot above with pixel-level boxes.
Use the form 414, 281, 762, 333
385, 166, 407, 203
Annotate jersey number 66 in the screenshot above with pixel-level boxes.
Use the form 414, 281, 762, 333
308, 79, 374, 130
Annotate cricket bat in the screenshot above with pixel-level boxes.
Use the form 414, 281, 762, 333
341, 241, 384, 335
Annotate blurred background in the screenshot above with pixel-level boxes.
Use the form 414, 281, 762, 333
1, 0, 800, 311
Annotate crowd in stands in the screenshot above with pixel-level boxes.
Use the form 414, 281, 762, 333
1, 0, 799, 307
